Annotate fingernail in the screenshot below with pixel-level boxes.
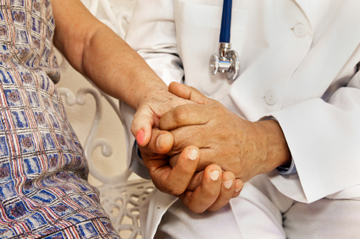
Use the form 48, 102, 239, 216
187, 149, 198, 160
223, 180, 233, 189
210, 170, 220, 181
136, 129, 145, 145
235, 187, 242, 192
156, 134, 164, 149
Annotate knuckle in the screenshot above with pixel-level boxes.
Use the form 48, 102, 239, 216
208, 203, 227, 212
174, 162, 194, 178
206, 190, 219, 198
153, 180, 182, 195
233, 191, 241, 198
172, 134, 197, 155
207, 207, 218, 213
167, 186, 184, 196
172, 107, 189, 124
189, 205, 206, 214
170, 137, 184, 155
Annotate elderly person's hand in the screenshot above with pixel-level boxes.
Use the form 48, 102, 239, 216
131, 89, 191, 147
160, 82, 291, 183
53, 0, 192, 149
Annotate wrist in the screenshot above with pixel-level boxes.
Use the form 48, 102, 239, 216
125, 74, 168, 109
135, 84, 169, 109
256, 119, 291, 174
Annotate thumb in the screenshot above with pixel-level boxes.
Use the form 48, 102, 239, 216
141, 128, 174, 155
168, 82, 211, 104
131, 104, 159, 147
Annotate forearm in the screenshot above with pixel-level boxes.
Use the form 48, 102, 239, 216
79, 27, 168, 109
52, 0, 167, 109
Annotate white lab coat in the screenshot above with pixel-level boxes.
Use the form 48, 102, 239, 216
120, 0, 360, 238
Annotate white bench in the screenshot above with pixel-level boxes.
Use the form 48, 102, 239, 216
56, 0, 154, 238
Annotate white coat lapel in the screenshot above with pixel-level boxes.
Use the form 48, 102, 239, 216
283, 0, 360, 107
293, 0, 315, 29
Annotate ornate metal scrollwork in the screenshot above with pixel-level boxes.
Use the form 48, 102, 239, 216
57, 1, 154, 238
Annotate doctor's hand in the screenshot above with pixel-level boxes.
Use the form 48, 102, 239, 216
138, 128, 243, 213
161, 82, 291, 183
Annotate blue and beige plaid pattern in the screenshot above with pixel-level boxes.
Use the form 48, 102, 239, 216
0, 0, 119, 238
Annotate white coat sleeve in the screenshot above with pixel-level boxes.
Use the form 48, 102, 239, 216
269, 58, 360, 203
120, 0, 184, 178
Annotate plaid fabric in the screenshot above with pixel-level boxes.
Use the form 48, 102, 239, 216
0, 0, 119, 238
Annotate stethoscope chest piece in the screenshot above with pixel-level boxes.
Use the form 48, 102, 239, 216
210, 43, 240, 81
209, 0, 240, 81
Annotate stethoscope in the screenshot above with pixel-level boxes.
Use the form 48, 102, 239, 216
209, 0, 240, 81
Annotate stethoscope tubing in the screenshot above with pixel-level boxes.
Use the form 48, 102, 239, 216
220, 0, 232, 43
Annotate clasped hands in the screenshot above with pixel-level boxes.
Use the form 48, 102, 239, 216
133, 82, 290, 213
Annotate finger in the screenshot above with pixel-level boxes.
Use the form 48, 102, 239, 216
165, 125, 208, 156
169, 156, 203, 191
187, 171, 203, 191
168, 147, 216, 175
139, 128, 174, 155
168, 82, 211, 104
131, 105, 159, 147
207, 171, 235, 212
170, 149, 247, 188
151, 146, 200, 196
168, 153, 179, 168
191, 147, 221, 173
159, 104, 210, 131
233, 179, 244, 198
169, 146, 212, 172
179, 164, 222, 213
